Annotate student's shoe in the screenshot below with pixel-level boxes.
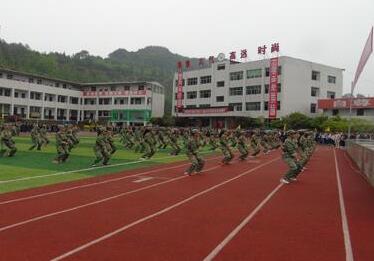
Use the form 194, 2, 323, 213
184, 171, 192, 176
290, 178, 297, 182
280, 178, 291, 184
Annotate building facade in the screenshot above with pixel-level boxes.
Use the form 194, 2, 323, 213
0, 68, 164, 126
172, 56, 343, 128
318, 97, 374, 123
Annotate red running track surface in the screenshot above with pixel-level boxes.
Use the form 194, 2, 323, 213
0, 147, 373, 261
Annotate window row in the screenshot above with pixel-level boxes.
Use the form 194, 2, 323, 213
183, 101, 281, 111
311, 71, 337, 84
230, 67, 282, 81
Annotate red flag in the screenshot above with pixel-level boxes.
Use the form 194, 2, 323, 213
352, 26, 373, 90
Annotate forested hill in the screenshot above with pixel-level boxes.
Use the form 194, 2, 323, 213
0, 40, 196, 113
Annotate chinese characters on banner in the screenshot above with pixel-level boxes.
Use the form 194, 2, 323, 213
268, 57, 279, 119
176, 61, 183, 110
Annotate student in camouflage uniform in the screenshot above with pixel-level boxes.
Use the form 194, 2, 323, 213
207, 130, 218, 151
219, 130, 234, 165
168, 128, 181, 156
40, 124, 50, 146
29, 124, 42, 151
250, 131, 261, 157
280, 130, 301, 184
0, 124, 17, 157
140, 128, 156, 160
260, 133, 271, 154
106, 126, 117, 155
92, 127, 110, 166
235, 129, 249, 161
53, 125, 70, 164
184, 129, 205, 175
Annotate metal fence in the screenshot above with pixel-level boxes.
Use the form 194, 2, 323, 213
347, 140, 374, 187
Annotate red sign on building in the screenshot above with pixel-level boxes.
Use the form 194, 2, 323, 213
318, 98, 374, 109
268, 57, 279, 119
183, 106, 230, 115
176, 61, 184, 110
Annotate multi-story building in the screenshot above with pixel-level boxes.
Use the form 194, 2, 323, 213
0, 68, 164, 126
318, 97, 374, 123
172, 56, 343, 128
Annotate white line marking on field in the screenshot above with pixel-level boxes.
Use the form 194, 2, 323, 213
50, 157, 280, 261
0, 164, 223, 233
203, 183, 283, 261
133, 177, 154, 183
0, 151, 214, 184
0, 156, 221, 206
333, 149, 354, 261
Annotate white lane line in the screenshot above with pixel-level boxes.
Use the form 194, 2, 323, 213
50, 157, 280, 261
0, 165, 222, 233
333, 149, 354, 261
203, 183, 283, 261
133, 177, 154, 183
0, 151, 215, 184
0, 156, 221, 206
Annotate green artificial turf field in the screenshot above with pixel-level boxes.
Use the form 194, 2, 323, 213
0, 136, 213, 194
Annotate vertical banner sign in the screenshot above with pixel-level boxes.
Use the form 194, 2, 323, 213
176, 62, 183, 110
268, 57, 279, 119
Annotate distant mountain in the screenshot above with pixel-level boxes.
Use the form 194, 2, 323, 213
0, 40, 196, 114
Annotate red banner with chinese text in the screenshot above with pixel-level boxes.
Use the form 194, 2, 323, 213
176, 65, 183, 110
268, 57, 279, 119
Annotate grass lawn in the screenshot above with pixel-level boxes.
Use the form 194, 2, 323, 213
0, 136, 214, 194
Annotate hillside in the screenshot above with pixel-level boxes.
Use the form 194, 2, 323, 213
0, 40, 195, 114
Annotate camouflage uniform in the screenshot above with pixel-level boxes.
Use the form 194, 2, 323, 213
40, 125, 50, 146
250, 133, 261, 156
54, 126, 70, 163
141, 129, 156, 159
0, 125, 17, 157
92, 128, 110, 166
219, 131, 234, 164
185, 131, 205, 175
168, 129, 181, 156
29, 125, 42, 151
281, 131, 300, 182
236, 131, 249, 160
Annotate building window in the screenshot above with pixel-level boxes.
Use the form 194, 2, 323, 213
229, 87, 243, 96
29, 78, 34, 83
216, 81, 225, 87
265, 66, 281, 77
199, 104, 210, 108
247, 69, 262, 79
217, 64, 225, 70
0, 73, 2, 78
99, 98, 111, 105
265, 84, 281, 93
62, 84, 67, 89
14, 92, 19, 98
91, 86, 96, 91
230, 71, 243, 81
246, 85, 261, 95
37, 79, 42, 84
246, 102, 261, 111
200, 76, 212, 84
30, 92, 42, 100
311, 87, 320, 97
312, 71, 320, 81
138, 85, 145, 91
21, 93, 26, 99
55, 82, 60, 87
0, 88, 11, 97
187, 91, 197, 99
7, 74, 13, 79
175, 79, 185, 86
216, 96, 224, 102
58, 95, 67, 103
186, 105, 197, 108
199, 90, 211, 98
130, 97, 142, 105
356, 109, 365, 116
264, 101, 281, 110
187, 77, 198, 86
229, 103, 243, 111
310, 103, 317, 113
70, 97, 79, 104
327, 91, 336, 99
328, 75, 336, 84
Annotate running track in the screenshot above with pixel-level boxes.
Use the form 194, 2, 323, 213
0, 146, 373, 261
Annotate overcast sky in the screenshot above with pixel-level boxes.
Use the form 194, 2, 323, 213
1, 0, 373, 95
